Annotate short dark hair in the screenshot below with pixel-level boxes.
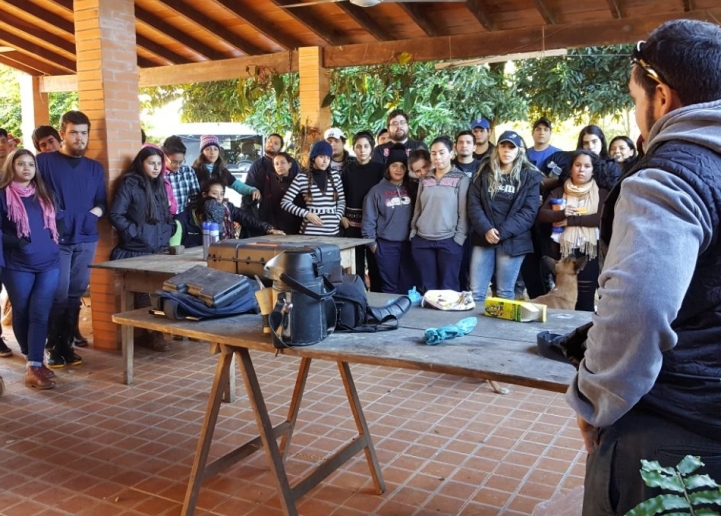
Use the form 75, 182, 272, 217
408, 148, 430, 167
162, 135, 187, 155
430, 135, 453, 153
0, 128, 7, 138
267, 133, 284, 148
455, 130, 474, 143
60, 110, 91, 132
570, 149, 603, 177
633, 19, 721, 106
386, 109, 409, 127
352, 131, 375, 148
576, 125, 609, 159
274, 151, 293, 163
32, 126, 61, 151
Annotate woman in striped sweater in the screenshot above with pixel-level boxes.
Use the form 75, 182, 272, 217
280, 141, 346, 236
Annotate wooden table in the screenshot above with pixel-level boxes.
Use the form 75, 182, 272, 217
92, 235, 371, 385
113, 304, 590, 516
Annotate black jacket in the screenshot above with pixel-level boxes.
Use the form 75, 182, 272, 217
109, 174, 174, 255
467, 167, 542, 257
174, 204, 273, 248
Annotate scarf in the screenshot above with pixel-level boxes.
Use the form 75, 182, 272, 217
221, 203, 235, 239
560, 179, 599, 259
6, 182, 59, 243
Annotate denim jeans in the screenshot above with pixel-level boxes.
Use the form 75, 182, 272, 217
470, 246, 525, 303
2, 268, 60, 364
53, 241, 98, 314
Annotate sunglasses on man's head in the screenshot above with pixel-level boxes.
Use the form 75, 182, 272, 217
631, 41, 666, 85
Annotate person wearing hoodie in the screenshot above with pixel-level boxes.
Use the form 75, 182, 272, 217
192, 134, 260, 202
342, 131, 384, 289
362, 145, 414, 294
409, 135, 470, 292
281, 140, 346, 236
567, 19, 721, 515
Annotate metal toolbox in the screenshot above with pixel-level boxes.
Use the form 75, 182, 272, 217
206, 239, 343, 283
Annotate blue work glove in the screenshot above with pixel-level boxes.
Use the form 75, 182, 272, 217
425, 317, 477, 345
407, 286, 422, 306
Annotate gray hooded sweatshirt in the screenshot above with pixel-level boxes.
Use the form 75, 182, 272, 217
566, 100, 721, 428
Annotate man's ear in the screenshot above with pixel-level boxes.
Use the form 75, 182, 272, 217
653, 83, 683, 119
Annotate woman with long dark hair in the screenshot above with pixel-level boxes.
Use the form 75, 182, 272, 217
0, 149, 60, 388
537, 149, 609, 311
109, 144, 176, 351
609, 135, 639, 173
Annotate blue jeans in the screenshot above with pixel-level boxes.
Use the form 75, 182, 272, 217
2, 268, 60, 364
53, 241, 97, 314
470, 246, 525, 303
410, 236, 463, 292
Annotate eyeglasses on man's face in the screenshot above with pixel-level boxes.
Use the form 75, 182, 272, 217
631, 41, 666, 85
169, 159, 185, 167
389, 120, 408, 128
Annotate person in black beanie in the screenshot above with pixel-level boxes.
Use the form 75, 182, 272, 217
341, 131, 385, 289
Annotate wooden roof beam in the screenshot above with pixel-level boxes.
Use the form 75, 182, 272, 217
0, 50, 67, 75
606, 0, 623, 18
0, 32, 75, 73
137, 56, 157, 68
335, 3, 395, 41
136, 34, 191, 66
2, 0, 74, 34
214, 0, 303, 50
134, 6, 229, 61
684, 0, 693, 11
0, 15, 75, 59
464, 0, 497, 31
270, 1, 348, 46
155, 0, 266, 56
322, 10, 715, 67
534, 0, 559, 25
397, 4, 443, 38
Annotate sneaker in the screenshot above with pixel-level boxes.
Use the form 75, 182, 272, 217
0, 337, 12, 358
73, 327, 89, 348
45, 348, 66, 369
62, 349, 83, 366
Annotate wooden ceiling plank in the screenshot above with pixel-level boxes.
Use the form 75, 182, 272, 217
606, 0, 623, 19
0, 14, 75, 57
269, 1, 346, 46
134, 5, 227, 61
397, 4, 443, 38
464, 0, 497, 31
335, 3, 395, 41
137, 55, 157, 68
0, 50, 67, 75
213, 0, 303, 50
49, 0, 72, 11
534, 0, 559, 25
138, 50, 299, 88
155, 0, 265, 55
0, 32, 75, 73
0, 54, 46, 75
323, 10, 715, 68
2, 0, 74, 34
684, 0, 693, 11
136, 34, 191, 65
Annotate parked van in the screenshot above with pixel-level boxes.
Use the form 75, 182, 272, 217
153, 122, 261, 181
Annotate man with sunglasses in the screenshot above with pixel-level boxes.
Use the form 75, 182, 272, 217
566, 19, 721, 515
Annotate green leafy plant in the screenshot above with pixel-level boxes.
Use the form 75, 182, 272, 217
626, 455, 721, 515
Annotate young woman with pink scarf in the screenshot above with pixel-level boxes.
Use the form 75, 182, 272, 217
0, 149, 60, 389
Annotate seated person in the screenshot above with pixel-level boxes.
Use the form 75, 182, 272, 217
171, 179, 284, 248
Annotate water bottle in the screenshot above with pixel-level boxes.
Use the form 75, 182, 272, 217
202, 221, 211, 260
209, 222, 220, 245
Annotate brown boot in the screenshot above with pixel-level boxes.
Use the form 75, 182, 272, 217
39, 364, 56, 379
25, 366, 56, 390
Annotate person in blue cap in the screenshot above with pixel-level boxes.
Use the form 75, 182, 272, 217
471, 117, 494, 161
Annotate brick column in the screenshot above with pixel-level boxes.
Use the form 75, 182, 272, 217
298, 47, 331, 157
19, 75, 50, 147
74, 0, 140, 350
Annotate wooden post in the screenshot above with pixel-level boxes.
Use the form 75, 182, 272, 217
19, 75, 51, 148
298, 47, 330, 159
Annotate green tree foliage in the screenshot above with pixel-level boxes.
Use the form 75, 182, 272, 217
141, 45, 635, 146
0, 65, 78, 140
515, 45, 635, 126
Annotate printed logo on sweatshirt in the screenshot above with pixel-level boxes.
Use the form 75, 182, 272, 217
384, 193, 411, 208
422, 176, 461, 188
